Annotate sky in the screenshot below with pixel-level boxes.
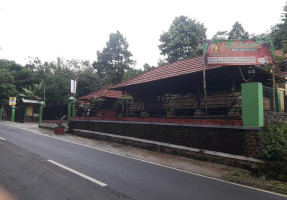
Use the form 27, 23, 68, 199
0, 0, 286, 69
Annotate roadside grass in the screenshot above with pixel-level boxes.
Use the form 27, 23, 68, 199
223, 171, 287, 195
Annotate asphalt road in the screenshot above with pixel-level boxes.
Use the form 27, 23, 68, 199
0, 123, 285, 200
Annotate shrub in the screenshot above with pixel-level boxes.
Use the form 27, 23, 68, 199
90, 96, 105, 112
113, 95, 133, 113
258, 115, 287, 180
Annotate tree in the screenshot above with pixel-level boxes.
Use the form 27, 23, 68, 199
77, 68, 102, 97
19, 83, 41, 100
212, 31, 228, 40
44, 74, 70, 105
159, 16, 206, 63
13, 69, 35, 92
0, 69, 18, 107
122, 68, 143, 81
0, 59, 22, 72
228, 21, 249, 40
93, 31, 135, 85
270, 2, 287, 52
143, 63, 156, 72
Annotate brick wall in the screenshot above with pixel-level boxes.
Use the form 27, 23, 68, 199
70, 119, 259, 157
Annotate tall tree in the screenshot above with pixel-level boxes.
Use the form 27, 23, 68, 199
93, 31, 135, 84
0, 69, 18, 107
212, 31, 228, 40
143, 63, 156, 72
270, 2, 287, 52
159, 16, 206, 63
44, 74, 70, 105
77, 68, 102, 97
228, 21, 249, 40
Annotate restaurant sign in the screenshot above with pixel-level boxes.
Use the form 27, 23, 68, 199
204, 39, 274, 66
9, 97, 16, 106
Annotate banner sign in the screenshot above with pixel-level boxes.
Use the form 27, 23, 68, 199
204, 39, 274, 66
9, 97, 16, 106
71, 79, 77, 94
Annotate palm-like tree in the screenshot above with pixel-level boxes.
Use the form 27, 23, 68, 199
19, 83, 41, 100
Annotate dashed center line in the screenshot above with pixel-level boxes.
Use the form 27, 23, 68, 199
47, 160, 107, 187
0, 137, 6, 141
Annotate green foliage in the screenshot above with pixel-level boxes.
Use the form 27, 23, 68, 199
0, 59, 22, 72
90, 97, 105, 112
159, 16, 206, 63
269, 2, 287, 52
76, 68, 102, 98
228, 21, 249, 40
13, 69, 35, 91
212, 31, 228, 40
162, 94, 175, 112
113, 95, 133, 113
19, 83, 41, 100
122, 68, 143, 82
260, 118, 287, 162
93, 31, 135, 84
258, 116, 287, 180
223, 171, 287, 194
143, 63, 156, 72
45, 74, 70, 105
0, 69, 18, 107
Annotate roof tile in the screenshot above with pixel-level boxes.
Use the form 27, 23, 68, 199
112, 56, 205, 89
78, 86, 123, 100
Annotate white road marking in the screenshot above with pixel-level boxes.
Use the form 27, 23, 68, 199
1, 123, 287, 198
0, 136, 6, 140
47, 160, 107, 187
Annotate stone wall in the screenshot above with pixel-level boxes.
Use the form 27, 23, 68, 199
70, 120, 259, 157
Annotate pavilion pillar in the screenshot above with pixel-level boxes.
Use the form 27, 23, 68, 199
11, 106, 16, 122
0, 107, 3, 120
241, 82, 264, 127
38, 101, 45, 126
67, 96, 75, 127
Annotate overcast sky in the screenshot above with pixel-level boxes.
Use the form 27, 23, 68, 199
0, 0, 286, 68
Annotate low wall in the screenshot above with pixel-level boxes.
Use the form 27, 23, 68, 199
70, 119, 259, 157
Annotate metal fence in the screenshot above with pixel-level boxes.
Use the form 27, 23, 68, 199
76, 91, 242, 119
43, 104, 68, 120
263, 86, 286, 112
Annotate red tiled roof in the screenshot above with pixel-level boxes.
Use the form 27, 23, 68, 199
276, 71, 287, 77
112, 56, 211, 89
78, 86, 123, 100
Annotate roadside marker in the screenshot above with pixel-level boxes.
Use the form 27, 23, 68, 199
47, 160, 107, 187
0, 137, 6, 141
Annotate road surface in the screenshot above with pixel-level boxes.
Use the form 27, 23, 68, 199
0, 123, 285, 200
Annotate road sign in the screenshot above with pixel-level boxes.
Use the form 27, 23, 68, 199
9, 97, 16, 106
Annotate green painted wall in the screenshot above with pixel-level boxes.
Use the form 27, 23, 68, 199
242, 82, 264, 127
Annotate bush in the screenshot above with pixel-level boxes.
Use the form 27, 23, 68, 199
258, 115, 287, 180
90, 97, 105, 112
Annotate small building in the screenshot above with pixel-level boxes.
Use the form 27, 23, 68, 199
78, 86, 129, 118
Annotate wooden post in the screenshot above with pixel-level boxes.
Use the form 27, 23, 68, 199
203, 65, 207, 115
272, 64, 276, 112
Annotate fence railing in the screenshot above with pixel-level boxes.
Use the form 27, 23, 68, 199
76, 91, 242, 119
